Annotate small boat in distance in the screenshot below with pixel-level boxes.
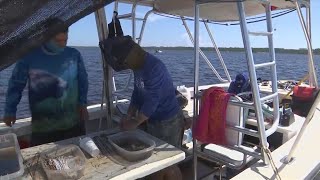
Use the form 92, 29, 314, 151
155, 49, 162, 53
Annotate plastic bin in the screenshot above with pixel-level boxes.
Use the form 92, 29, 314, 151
108, 131, 156, 162
0, 133, 24, 180
40, 145, 86, 180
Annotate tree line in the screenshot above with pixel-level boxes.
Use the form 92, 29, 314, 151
143, 47, 320, 55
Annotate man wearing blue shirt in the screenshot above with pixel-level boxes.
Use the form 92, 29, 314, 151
101, 36, 184, 180
3, 28, 89, 146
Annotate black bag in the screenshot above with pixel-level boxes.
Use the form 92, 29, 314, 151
108, 11, 124, 38
279, 99, 295, 126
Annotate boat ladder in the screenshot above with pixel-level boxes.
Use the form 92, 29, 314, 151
194, 1, 280, 168
227, 0, 280, 164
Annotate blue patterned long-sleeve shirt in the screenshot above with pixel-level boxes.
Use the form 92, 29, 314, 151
4, 46, 88, 133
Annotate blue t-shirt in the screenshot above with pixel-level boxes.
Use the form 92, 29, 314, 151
4, 46, 88, 132
131, 53, 180, 123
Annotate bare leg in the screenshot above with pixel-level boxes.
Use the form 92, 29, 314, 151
164, 165, 182, 180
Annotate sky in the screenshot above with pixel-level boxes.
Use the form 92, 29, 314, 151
68, 0, 320, 49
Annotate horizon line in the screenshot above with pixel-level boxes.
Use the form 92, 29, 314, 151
71, 46, 316, 50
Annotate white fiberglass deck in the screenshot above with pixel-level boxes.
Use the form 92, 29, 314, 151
233, 101, 320, 180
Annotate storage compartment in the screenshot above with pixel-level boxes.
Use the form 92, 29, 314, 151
40, 145, 86, 180
0, 133, 24, 179
108, 131, 156, 162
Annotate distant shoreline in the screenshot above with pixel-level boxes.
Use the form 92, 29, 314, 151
72, 46, 320, 55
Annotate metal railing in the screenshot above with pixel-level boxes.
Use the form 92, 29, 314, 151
193, 4, 200, 180
284, 0, 319, 164
190, 2, 281, 176
111, 1, 234, 104
295, 0, 318, 88
111, 5, 154, 105
181, 17, 231, 83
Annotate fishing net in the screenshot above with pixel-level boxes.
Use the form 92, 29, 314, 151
0, 0, 114, 71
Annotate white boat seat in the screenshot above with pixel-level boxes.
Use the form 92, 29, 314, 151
199, 95, 248, 168
204, 144, 244, 167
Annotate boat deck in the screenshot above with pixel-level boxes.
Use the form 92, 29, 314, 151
233, 102, 320, 179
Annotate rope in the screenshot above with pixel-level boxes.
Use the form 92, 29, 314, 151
263, 147, 282, 180
232, 9, 295, 25
113, 11, 118, 37
245, 9, 294, 21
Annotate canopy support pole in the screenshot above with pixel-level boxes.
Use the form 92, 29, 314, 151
181, 17, 229, 83
193, 2, 200, 180
111, 4, 153, 102
285, 1, 319, 163
138, 10, 153, 45
114, 1, 118, 12
95, 8, 113, 129
295, 1, 318, 88
306, 3, 314, 87
131, 2, 137, 42
284, 92, 320, 163
203, 21, 231, 82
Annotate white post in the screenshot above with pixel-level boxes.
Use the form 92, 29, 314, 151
306, 5, 313, 87
138, 10, 153, 45
131, 2, 137, 42
95, 8, 113, 129
285, 93, 320, 163
114, 1, 118, 12
193, 2, 200, 180
203, 22, 232, 82
181, 18, 228, 83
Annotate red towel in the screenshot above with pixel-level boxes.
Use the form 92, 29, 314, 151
193, 87, 232, 145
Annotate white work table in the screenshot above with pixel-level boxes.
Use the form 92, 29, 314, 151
20, 129, 185, 180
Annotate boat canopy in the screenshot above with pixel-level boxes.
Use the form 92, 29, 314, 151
0, 0, 113, 71
0, 0, 310, 70
119, 0, 309, 21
